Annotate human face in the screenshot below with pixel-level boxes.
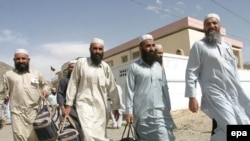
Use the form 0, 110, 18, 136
204, 17, 221, 44
68, 63, 75, 73
90, 43, 104, 65
204, 17, 220, 36
156, 47, 163, 65
13, 53, 30, 73
140, 39, 156, 66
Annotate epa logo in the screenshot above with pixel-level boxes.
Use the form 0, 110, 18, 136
231, 131, 247, 138
227, 125, 249, 141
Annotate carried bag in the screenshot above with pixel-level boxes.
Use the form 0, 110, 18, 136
57, 116, 80, 141
120, 123, 137, 141
33, 98, 58, 141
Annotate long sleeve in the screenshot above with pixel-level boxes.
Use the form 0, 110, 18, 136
125, 64, 135, 114
185, 43, 201, 98
105, 65, 120, 110
57, 78, 67, 106
66, 61, 80, 106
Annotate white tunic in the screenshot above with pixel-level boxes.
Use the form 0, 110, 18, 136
2, 69, 49, 141
66, 58, 119, 141
185, 39, 250, 141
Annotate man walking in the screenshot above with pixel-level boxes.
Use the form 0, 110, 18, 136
1, 49, 49, 141
185, 13, 250, 141
64, 38, 120, 141
125, 34, 175, 141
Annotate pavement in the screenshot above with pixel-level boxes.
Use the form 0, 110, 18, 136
0, 120, 127, 141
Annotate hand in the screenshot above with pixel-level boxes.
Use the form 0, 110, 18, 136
113, 110, 120, 121
126, 114, 133, 124
41, 90, 48, 98
189, 97, 199, 113
64, 105, 71, 117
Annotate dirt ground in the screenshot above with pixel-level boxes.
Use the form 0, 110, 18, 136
0, 109, 212, 141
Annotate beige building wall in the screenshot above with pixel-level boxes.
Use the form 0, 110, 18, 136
104, 16, 245, 69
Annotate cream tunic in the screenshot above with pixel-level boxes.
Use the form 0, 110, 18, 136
66, 58, 119, 141
2, 69, 49, 141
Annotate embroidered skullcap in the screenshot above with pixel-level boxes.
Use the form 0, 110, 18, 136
69, 59, 77, 64
51, 87, 56, 91
15, 48, 29, 55
155, 44, 163, 49
139, 34, 154, 43
91, 38, 104, 45
204, 13, 220, 22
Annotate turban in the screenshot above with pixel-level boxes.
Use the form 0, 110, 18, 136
91, 38, 104, 45
69, 59, 77, 64
204, 13, 220, 22
155, 44, 163, 49
15, 48, 29, 55
139, 34, 154, 43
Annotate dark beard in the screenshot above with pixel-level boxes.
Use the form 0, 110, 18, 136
15, 63, 29, 73
157, 59, 162, 66
67, 72, 71, 78
141, 49, 157, 66
205, 31, 221, 45
91, 53, 103, 65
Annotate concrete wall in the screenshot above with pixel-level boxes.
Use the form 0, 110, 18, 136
111, 53, 250, 111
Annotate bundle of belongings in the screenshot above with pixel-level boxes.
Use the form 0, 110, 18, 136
33, 98, 60, 141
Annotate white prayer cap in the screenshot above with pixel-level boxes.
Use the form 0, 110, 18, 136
69, 59, 77, 64
155, 44, 163, 49
204, 13, 220, 22
15, 48, 29, 55
91, 38, 104, 45
139, 34, 154, 43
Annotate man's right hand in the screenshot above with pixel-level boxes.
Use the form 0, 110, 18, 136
64, 105, 71, 117
126, 114, 133, 123
189, 97, 199, 113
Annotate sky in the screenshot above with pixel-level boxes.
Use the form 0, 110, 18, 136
1, 0, 250, 80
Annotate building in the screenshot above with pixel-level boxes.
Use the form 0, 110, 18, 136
103, 16, 250, 110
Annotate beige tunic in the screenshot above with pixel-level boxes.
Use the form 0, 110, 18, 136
66, 58, 119, 141
2, 69, 49, 141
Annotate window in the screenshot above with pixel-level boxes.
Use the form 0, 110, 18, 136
119, 69, 127, 77
121, 55, 128, 63
132, 51, 140, 59
176, 49, 184, 55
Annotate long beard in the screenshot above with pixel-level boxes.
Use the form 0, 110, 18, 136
15, 63, 29, 73
91, 53, 103, 65
157, 58, 162, 65
205, 31, 221, 45
141, 49, 157, 66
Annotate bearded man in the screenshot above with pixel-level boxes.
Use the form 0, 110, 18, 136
185, 13, 250, 141
125, 34, 176, 141
2, 49, 49, 141
64, 38, 120, 141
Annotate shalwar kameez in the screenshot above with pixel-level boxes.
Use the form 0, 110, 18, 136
185, 38, 250, 141
125, 58, 176, 141
66, 58, 119, 141
3, 69, 49, 141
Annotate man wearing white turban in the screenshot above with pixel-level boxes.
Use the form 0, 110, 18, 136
125, 34, 176, 141
1, 48, 49, 141
64, 38, 120, 141
185, 13, 250, 141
